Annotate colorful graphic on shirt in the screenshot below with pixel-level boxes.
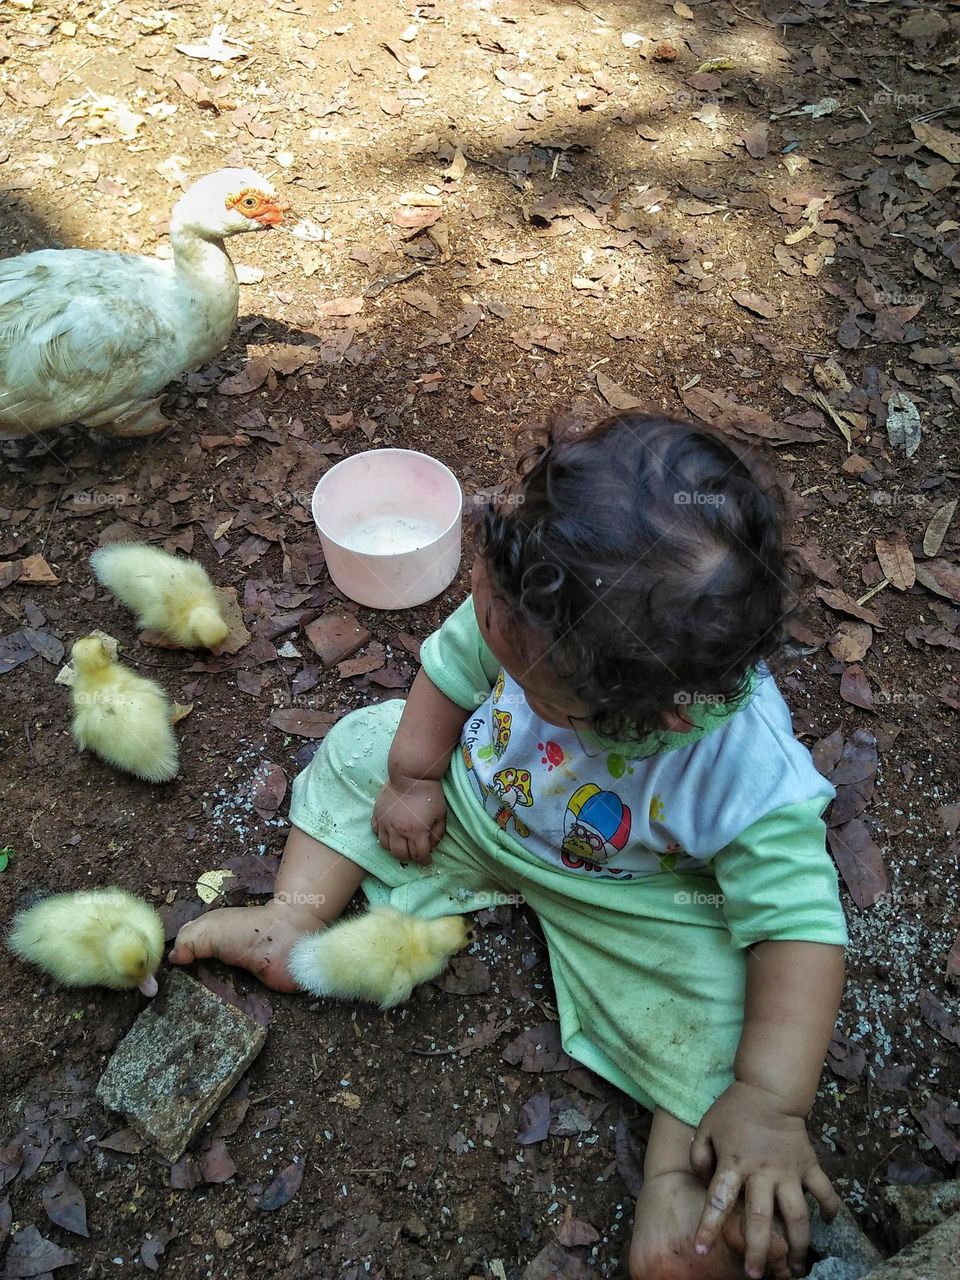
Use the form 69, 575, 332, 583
492, 708, 512, 759
538, 740, 565, 771
562, 783, 631, 865
606, 752, 634, 780
490, 766, 533, 837
493, 668, 506, 702
649, 794, 665, 822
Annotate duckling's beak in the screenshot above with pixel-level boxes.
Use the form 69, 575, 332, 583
138, 973, 159, 997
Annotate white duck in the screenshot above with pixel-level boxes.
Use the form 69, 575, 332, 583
0, 168, 288, 439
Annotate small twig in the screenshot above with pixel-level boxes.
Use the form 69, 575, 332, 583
489, 1070, 505, 1129
857, 578, 889, 606
25, 721, 39, 765
463, 152, 514, 176
729, 3, 774, 27
39, 486, 63, 554
864, 1139, 906, 1198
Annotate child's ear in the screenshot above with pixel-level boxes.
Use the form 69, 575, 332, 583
660, 707, 694, 732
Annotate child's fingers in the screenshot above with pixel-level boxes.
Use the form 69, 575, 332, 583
742, 1176, 775, 1280
775, 1183, 810, 1276
689, 1127, 715, 1181
804, 1165, 840, 1222
429, 812, 447, 848
694, 1166, 741, 1256
388, 833, 411, 862
406, 832, 433, 865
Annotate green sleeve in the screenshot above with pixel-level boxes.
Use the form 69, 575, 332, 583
713, 797, 849, 950
419, 595, 501, 711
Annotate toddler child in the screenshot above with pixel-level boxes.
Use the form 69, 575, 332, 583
172, 413, 847, 1280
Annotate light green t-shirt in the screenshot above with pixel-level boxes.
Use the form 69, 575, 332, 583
421, 596, 848, 950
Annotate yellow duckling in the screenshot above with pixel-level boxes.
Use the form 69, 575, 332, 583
91, 542, 229, 651
288, 906, 472, 1009
70, 634, 179, 783
8, 888, 165, 996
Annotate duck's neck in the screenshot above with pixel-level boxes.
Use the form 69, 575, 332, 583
168, 219, 238, 294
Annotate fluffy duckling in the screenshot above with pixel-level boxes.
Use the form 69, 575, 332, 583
8, 888, 165, 996
71, 634, 179, 782
288, 906, 472, 1009
91, 542, 229, 650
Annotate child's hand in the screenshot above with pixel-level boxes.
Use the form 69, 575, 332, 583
372, 776, 447, 865
689, 1080, 839, 1279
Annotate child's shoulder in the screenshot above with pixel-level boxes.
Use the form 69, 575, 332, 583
657, 668, 834, 855
698, 666, 828, 783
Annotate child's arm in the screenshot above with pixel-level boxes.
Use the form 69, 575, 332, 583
691, 940, 844, 1279
371, 668, 470, 865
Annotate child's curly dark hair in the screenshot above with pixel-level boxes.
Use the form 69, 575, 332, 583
476, 412, 800, 740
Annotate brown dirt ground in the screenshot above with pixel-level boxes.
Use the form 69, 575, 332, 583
1, 0, 959, 1277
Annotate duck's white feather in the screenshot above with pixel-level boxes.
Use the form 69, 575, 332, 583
0, 167, 281, 437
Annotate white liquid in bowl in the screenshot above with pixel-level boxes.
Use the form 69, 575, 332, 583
339, 513, 444, 556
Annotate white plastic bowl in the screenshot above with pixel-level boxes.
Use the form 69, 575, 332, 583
311, 448, 463, 609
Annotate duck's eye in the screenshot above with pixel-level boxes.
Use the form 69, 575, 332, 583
242, 195, 258, 208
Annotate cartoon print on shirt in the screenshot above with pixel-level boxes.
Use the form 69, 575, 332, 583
492, 708, 512, 759
489, 766, 533, 837
493, 668, 506, 702
538, 740, 565, 771
562, 783, 631, 867
649, 792, 683, 867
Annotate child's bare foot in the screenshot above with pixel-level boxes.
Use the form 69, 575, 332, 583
169, 900, 323, 993
629, 1170, 792, 1280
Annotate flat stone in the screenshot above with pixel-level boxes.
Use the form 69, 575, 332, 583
857, 1210, 960, 1280
884, 1180, 960, 1248
304, 610, 372, 667
809, 1259, 863, 1280
96, 970, 267, 1162
809, 1196, 883, 1276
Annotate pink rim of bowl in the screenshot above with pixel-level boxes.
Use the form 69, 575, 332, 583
311, 448, 464, 610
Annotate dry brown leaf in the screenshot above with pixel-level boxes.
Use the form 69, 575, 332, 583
923, 499, 957, 557
828, 621, 872, 663
392, 206, 443, 231
742, 124, 768, 159
317, 297, 364, 318
442, 146, 467, 182
839, 664, 874, 711
874, 537, 916, 591
816, 586, 884, 628
214, 587, 251, 655
915, 558, 960, 604
827, 819, 888, 909
596, 371, 644, 410
731, 290, 779, 318
911, 120, 960, 163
